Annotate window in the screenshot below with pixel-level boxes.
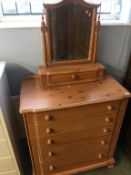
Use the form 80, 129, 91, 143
0, 0, 43, 15
0, 0, 130, 21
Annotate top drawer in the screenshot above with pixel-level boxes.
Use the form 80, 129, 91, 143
47, 69, 103, 85
38, 63, 105, 88
26, 101, 120, 125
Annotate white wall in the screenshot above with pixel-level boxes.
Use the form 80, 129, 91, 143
0, 25, 131, 95
97, 25, 131, 80
0, 28, 43, 72
0, 28, 43, 95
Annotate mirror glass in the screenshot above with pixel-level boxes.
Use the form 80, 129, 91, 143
48, 2, 93, 61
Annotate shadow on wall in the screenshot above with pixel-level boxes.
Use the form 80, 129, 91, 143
5, 63, 34, 96
103, 63, 126, 83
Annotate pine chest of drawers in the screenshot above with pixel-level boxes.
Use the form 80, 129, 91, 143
20, 75, 130, 175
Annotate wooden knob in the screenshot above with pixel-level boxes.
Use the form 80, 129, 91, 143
103, 128, 108, 133
98, 154, 103, 159
101, 140, 106, 145
46, 128, 52, 134
107, 105, 113, 111
71, 74, 77, 80
49, 165, 54, 171
48, 151, 54, 157
45, 115, 51, 121
105, 117, 111, 123
47, 139, 53, 145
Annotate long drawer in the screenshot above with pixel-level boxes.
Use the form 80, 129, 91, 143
29, 134, 112, 168
26, 101, 120, 126
41, 135, 111, 158
43, 150, 108, 175
38, 126, 113, 146
27, 113, 116, 139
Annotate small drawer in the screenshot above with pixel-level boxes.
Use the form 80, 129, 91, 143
38, 63, 105, 88
47, 70, 98, 85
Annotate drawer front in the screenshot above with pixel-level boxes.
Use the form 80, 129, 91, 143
41, 135, 111, 159
42, 147, 108, 175
43, 151, 107, 174
1, 171, 17, 175
38, 126, 113, 146
26, 101, 120, 126
27, 113, 115, 139
47, 70, 98, 85
30, 136, 110, 174
0, 140, 10, 158
0, 157, 15, 173
0, 123, 4, 140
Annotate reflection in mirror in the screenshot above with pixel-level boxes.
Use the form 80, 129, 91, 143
49, 2, 93, 61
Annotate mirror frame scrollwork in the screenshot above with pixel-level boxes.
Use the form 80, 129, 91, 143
41, 0, 101, 67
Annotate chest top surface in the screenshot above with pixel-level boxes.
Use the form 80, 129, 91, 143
20, 75, 130, 114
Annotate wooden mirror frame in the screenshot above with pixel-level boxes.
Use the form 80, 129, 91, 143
41, 0, 101, 67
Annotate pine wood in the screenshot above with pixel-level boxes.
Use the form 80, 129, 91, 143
39, 0, 103, 88
42, 0, 100, 66
20, 75, 130, 175
20, 75, 130, 113
20, 1, 130, 174
38, 63, 105, 87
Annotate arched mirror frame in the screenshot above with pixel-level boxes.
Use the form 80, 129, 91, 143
41, 0, 101, 67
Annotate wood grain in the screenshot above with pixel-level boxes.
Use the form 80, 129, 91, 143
20, 75, 130, 113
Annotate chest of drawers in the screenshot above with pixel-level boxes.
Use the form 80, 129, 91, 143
20, 75, 130, 175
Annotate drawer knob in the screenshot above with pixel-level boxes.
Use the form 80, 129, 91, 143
48, 151, 54, 157
47, 139, 53, 145
46, 128, 52, 134
103, 128, 108, 133
71, 74, 77, 80
107, 105, 113, 111
49, 165, 54, 171
105, 117, 111, 122
98, 154, 103, 159
101, 140, 106, 145
45, 115, 51, 121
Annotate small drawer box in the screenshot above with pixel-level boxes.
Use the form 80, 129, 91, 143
38, 63, 105, 88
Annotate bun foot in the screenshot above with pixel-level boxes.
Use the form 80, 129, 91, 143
107, 164, 115, 169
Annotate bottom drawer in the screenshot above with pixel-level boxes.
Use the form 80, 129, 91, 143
43, 150, 107, 174
40, 136, 110, 174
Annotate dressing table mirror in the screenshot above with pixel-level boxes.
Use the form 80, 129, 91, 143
38, 0, 105, 88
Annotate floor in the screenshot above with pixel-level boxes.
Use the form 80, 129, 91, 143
22, 144, 131, 175
78, 149, 131, 175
